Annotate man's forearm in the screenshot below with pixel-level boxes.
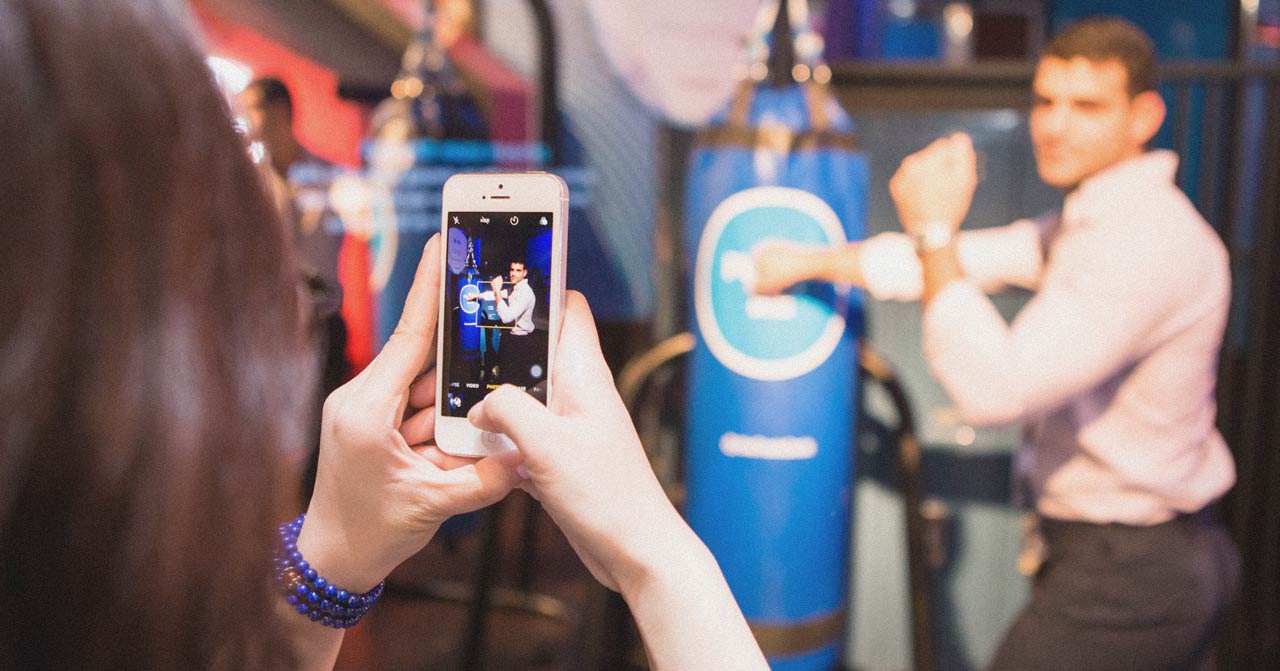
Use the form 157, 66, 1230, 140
921, 243, 964, 304
813, 244, 865, 287
494, 296, 516, 324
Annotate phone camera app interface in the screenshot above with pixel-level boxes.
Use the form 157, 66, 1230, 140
442, 211, 554, 416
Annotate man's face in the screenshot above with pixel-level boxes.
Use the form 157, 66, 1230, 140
509, 263, 527, 284
234, 87, 290, 146
1029, 56, 1151, 190
234, 87, 268, 143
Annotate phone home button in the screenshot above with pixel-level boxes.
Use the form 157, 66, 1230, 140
480, 431, 514, 452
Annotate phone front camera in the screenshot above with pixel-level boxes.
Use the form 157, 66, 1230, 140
498, 183, 504, 189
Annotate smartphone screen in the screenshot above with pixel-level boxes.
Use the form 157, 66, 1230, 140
441, 210, 555, 417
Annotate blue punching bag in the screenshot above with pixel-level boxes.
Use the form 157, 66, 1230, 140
683, 2, 868, 669
449, 228, 483, 353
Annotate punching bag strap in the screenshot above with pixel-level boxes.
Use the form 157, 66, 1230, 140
743, 0, 825, 83
802, 80, 831, 132
732, 0, 832, 131
765, 0, 797, 89
748, 607, 847, 658
727, 78, 833, 132
728, 81, 756, 129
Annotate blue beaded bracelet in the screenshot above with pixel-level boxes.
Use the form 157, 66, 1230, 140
274, 514, 384, 629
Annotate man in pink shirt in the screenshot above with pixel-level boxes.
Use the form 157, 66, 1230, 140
755, 18, 1237, 670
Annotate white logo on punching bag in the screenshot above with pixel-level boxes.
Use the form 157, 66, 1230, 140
695, 186, 850, 381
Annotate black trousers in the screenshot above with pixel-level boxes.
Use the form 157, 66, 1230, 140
990, 510, 1239, 671
497, 330, 541, 387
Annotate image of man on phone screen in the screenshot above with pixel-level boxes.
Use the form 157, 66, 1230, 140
491, 259, 537, 386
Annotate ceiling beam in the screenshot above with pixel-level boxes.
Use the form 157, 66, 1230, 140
192, 0, 404, 88
319, 0, 414, 53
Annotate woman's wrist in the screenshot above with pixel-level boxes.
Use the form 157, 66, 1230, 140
611, 507, 715, 599
295, 528, 382, 594
277, 514, 387, 629
294, 507, 435, 594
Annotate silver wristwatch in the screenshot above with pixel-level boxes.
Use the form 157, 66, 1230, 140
912, 221, 955, 254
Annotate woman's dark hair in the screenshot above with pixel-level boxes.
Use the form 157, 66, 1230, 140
0, 0, 310, 668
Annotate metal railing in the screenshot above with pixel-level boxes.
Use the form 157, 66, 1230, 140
615, 337, 939, 671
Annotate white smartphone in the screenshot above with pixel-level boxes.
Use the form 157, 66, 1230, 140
435, 172, 568, 457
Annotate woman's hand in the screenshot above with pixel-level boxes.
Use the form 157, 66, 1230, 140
467, 293, 769, 670
298, 234, 523, 593
465, 292, 692, 592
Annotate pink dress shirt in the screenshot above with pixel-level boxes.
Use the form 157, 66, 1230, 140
866, 150, 1235, 525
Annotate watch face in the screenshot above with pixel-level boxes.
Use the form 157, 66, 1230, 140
920, 222, 953, 251
447, 226, 468, 274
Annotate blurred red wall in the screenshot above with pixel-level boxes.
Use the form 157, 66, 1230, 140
194, 4, 377, 370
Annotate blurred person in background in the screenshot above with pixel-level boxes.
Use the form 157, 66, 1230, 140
237, 75, 346, 320
0, 1, 767, 669
755, 18, 1237, 671
238, 76, 350, 493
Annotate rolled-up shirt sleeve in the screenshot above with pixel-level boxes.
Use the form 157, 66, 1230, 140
956, 218, 1045, 294
922, 225, 1184, 426
860, 218, 1044, 302
495, 286, 533, 324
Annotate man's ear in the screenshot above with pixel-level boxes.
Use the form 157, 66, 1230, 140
1129, 90, 1167, 147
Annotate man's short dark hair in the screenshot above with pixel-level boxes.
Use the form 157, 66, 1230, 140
248, 77, 293, 115
1043, 17, 1156, 97
510, 259, 526, 268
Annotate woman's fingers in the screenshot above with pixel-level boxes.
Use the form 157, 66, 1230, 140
467, 385, 560, 466
407, 369, 437, 410
418, 450, 525, 515
400, 406, 438, 447
363, 234, 442, 400
413, 443, 484, 471
547, 292, 624, 418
